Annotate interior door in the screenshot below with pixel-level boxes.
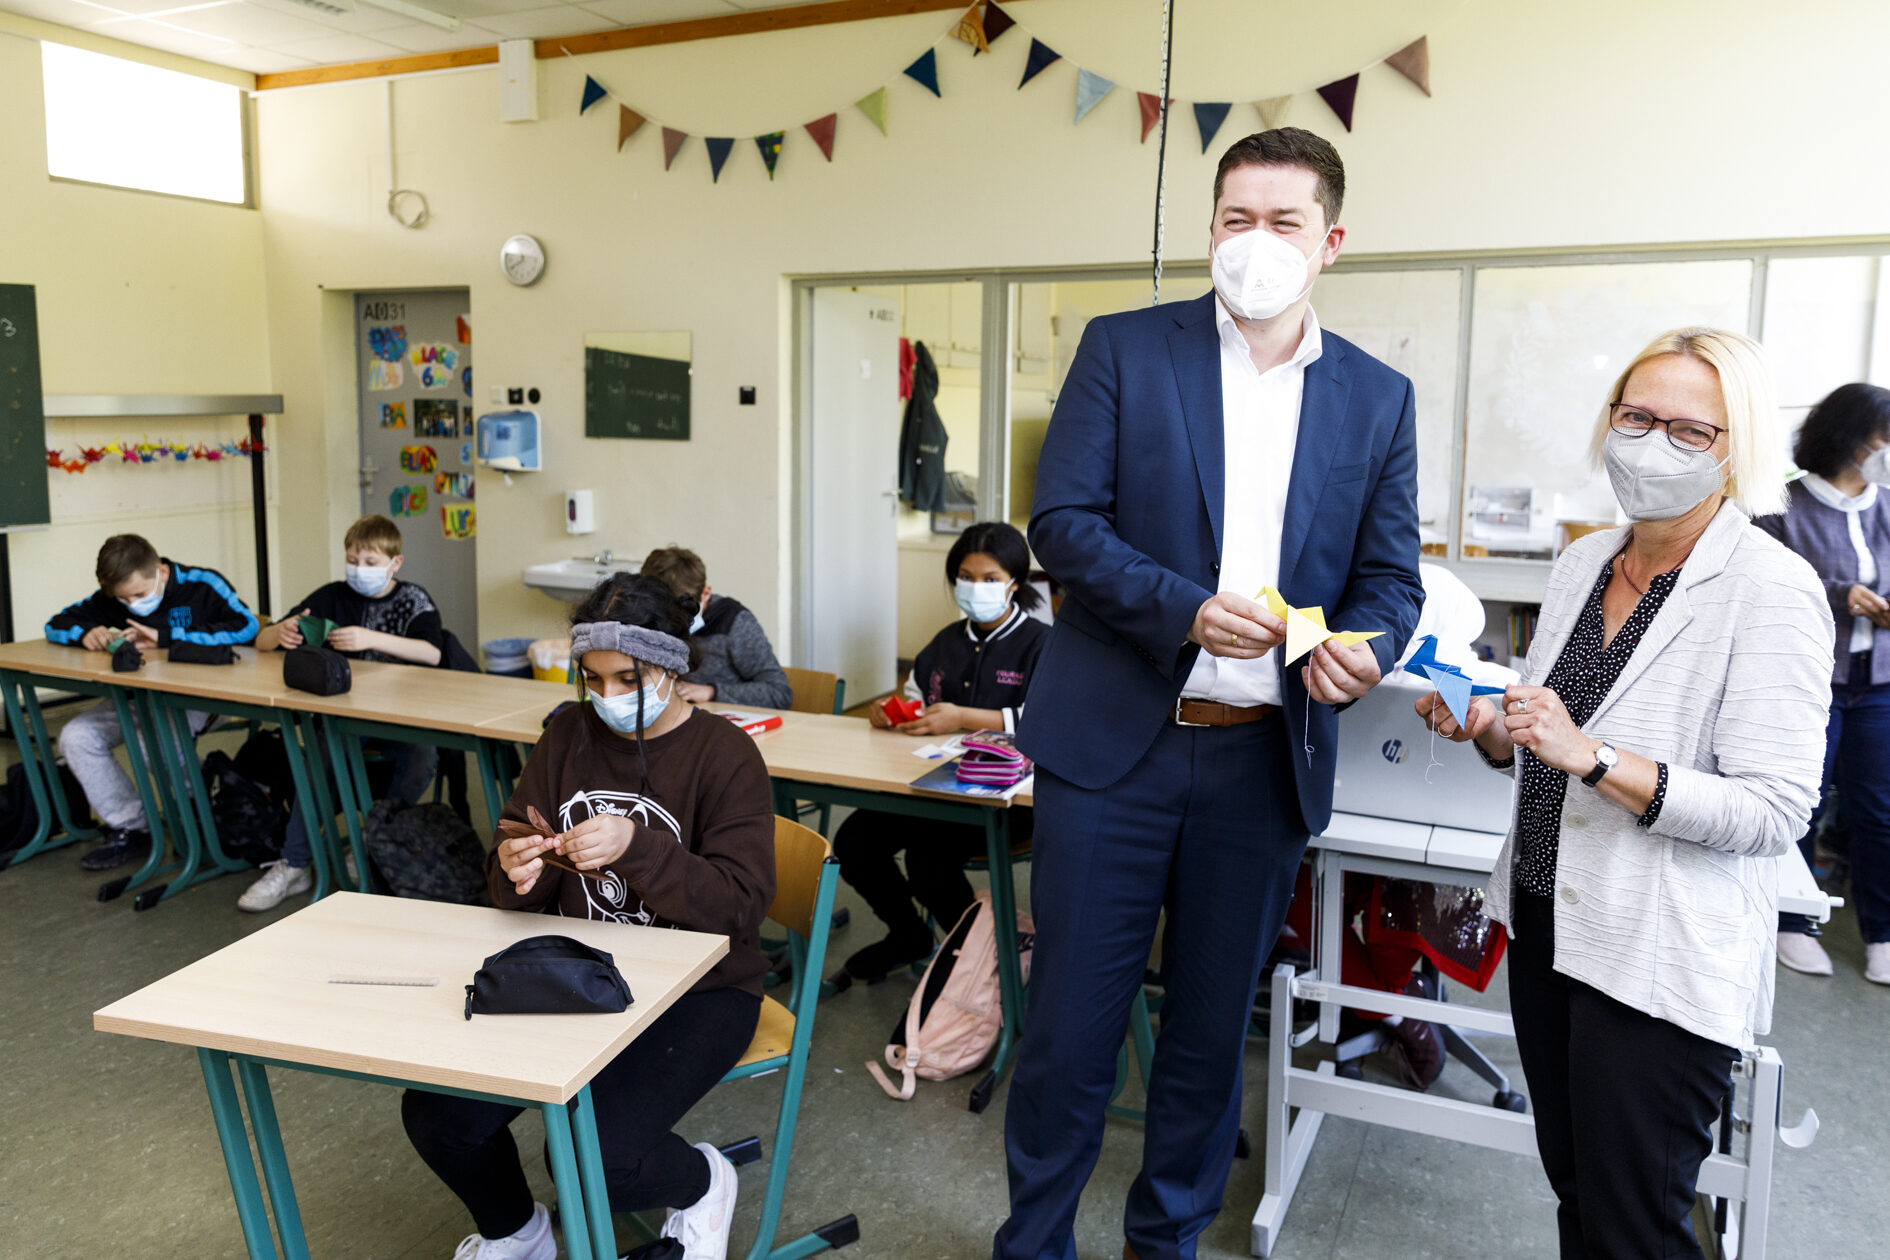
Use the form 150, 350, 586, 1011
808, 288, 901, 701
354, 290, 478, 647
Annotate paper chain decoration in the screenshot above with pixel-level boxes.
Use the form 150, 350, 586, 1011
1258, 586, 1383, 666
580, 5, 1431, 181
45, 436, 264, 475
1402, 634, 1506, 728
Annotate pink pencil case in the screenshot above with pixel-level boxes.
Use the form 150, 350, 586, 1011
956, 731, 1032, 788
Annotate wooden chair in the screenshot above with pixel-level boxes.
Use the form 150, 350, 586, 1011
780, 668, 845, 837
625, 817, 858, 1260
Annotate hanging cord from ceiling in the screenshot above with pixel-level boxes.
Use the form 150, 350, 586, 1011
384, 80, 430, 229
1150, 0, 1176, 305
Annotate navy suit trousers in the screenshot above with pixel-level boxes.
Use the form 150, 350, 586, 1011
996, 715, 1309, 1260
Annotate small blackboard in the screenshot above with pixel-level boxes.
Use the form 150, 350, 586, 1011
0, 285, 51, 531
585, 347, 690, 441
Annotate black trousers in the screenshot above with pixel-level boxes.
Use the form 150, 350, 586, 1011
833, 807, 1032, 938
1508, 892, 1737, 1260
402, 987, 760, 1239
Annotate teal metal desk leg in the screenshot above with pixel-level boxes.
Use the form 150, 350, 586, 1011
1, 671, 60, 865
971, 807, 1025, 1114
10, 671, 99, 849
541, 1101, 597, 1260
235, 1058, 310, 1260
473, 739, 507, 829
130, 692, 207, 906
320, 719, 374, 892
569, 1085, 618, 1260
197, 1048, 281, 1260
279, 714, 333, 900
100, 688, 177, 902
297, 715, 353, 892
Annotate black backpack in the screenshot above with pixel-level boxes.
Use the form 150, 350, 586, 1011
0, 761, 95, 865
200, 749, 289, 867
362, 798, 489, 905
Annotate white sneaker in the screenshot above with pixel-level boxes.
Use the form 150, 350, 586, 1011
662, 1142, 738, 1260
450, 1202, 557, 1259
1867, 942, 1890, 986
237, 861, 311, 912
1777, 931, 1834, 976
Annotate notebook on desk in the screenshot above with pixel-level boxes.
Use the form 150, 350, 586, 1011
908, 760, 1033, 802
1330, 674, 1515, 835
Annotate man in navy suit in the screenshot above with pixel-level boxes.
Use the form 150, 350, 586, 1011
997, 129, 1424, 1260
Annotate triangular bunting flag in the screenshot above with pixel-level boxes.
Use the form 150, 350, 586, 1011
1074, 68, 1114, 123
1385, 35, 1431, 96
856, 87, 889, 135
1018, 37, 1060, 88
805, 113, 837, 161
1193, 102, 1232, 153
705, 137, 734, 182
1317, 73, 1360, 131
1256, 95, 1293, 129
982, 1, 1015, 47
755, 131, 784, 179
661, 127, 688, 171
952, 2, 988, 54
579, 75, 608, 114
904, 48, 940, 98
617, 105, 645, 151
1137, 92, 1172, 144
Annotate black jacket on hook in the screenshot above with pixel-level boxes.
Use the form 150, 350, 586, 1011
898, 340, 949, 513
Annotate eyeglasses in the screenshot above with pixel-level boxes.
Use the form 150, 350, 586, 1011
1608, 404, 1726, 453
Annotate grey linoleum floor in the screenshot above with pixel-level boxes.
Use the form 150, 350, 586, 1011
3, 716, 1885, 1259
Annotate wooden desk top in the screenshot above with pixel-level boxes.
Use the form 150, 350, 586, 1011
0, 637, 133, 686
0, 639, 293, 705
714, 706, 1017, 806
94, 892, 727, 1104
276, 661, 566, 735
475, 690, 573, 742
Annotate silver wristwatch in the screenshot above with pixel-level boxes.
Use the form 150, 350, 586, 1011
1581, 742, 1619, 787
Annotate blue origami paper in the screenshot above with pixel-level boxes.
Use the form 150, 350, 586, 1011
1403, 635, 1505, 728
904, 49, 941, 98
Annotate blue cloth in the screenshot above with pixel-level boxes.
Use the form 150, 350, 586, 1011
1016, 291, 1424, 832
1752, 478, 1890, 687
282, 737, 437, 869
996, 719, 1306, 1260
1783, 657, 1890, 943
1000, 291, 1421, 1260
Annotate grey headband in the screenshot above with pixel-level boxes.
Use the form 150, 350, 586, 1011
569, 622, 690, 676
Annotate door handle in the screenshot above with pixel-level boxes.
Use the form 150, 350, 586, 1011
359, 456, 380, 493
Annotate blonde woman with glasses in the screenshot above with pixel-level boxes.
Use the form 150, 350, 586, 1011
1415, 328, 1833, 1258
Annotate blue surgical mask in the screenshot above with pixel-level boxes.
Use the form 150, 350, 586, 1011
689, 611, 706, 635
346, 562, 392, 597
591, 674, 674, 734
955, 578, 1012, 624
122, 578, 165, 619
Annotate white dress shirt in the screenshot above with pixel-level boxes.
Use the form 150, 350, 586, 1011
1803, 473, 1879, 654
1181, 299, 1324, 707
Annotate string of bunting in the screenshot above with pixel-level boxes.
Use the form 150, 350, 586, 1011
45, 436, 264, 475
575, 3, 1431, 182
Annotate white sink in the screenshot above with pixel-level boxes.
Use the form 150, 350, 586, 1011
523, 557, 637, 600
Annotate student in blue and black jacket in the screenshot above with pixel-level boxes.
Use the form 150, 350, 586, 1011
47, 533, 258, 871
835, 521, 1047, 981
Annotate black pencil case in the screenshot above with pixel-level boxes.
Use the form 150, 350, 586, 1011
284, 645, 350, 695
464, 935, 633, 1019
169, 641, 236, 666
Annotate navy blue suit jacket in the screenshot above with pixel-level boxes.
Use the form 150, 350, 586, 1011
1017, 292, 1424, 834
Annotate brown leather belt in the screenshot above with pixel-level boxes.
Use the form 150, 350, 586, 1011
1174, 697, 1277, 727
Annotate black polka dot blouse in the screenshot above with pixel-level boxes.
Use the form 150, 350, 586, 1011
1500, 554, 1675, 899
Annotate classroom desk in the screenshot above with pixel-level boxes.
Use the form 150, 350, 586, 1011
95, 891, 727, 1260
1250, 813, 1832, 1258
478, 698, 1033, 1112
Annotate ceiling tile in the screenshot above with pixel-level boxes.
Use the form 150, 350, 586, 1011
268, 30, 404, 59
93, 16, 241, 55
366, 18, 500, 51
578, 0, 732, 26
214, 43, 317, 70
249, 0, 413, 34
154, 0, 337, 43
0, 0, 132, 25
424, 0, 562, 19
474, 5, 612, 38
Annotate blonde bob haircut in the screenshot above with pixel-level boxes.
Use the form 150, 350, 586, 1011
1588, 326, 1790, 517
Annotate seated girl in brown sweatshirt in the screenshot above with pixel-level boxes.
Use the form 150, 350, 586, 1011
401, 573, 775, 1260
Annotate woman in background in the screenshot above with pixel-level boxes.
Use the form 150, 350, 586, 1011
1754, 381, 1890, 983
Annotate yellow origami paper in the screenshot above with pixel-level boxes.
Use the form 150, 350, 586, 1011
1258, 586, 1383, 664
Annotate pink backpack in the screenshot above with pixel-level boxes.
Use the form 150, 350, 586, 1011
866, 891, 1034, 1100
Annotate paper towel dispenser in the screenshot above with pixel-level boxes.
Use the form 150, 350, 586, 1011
476, 409, 541, 472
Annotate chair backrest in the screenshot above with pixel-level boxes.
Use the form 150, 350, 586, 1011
767, 816, 832, 940
782, 667, 842, 716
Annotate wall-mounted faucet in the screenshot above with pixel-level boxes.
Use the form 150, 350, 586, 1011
575, 549, 615, 566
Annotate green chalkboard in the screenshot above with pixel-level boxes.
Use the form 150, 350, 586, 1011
0, 285, 51, 531
585, 347, 690, 441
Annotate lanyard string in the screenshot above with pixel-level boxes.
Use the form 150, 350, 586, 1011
1150, 0, 1176, 306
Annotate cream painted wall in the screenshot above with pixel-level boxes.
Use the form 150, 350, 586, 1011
234, 0, 1890, 659
0, 32, 275, 638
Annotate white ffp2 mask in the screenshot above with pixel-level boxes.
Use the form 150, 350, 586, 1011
1602, 430, 1728, 521
1211, 227, 1331, 321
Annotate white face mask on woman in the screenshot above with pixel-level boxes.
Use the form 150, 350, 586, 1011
1859, 447, 1890, 487
1602, 429, 1728, 521
1210, 227, 1332, 322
